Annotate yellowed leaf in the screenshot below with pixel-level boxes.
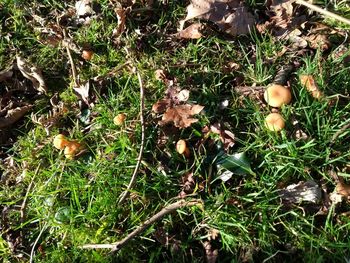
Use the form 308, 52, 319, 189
300, 74, 323, 99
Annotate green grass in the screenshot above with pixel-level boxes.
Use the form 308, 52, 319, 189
1, 0, 350, 262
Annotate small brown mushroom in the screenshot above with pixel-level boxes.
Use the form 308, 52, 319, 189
64, 141, 82, 159
113, 113, 126, 126
82, 50, 94, 61
176, 139, 190, 157
264, 84, 292, 108
265, 113, 285, 132
53, 134, 70, 150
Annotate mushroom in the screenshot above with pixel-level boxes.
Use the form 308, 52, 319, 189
53, 134, 70, 150
265, 113, 285, 132
82, 50, 94, 61
264, 84, 291, 108
176, 139, 190, 157
113, 113, 126, 126
64, 141, 82, 159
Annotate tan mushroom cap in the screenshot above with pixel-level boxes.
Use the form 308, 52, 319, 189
176, 139, 187, 154
264, 84, 292, 108
265, 113, 285, 132
53, 134, 70, 150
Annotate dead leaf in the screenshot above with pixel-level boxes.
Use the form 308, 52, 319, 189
112, 6, 128, 38
155, 69, 168, 81
224, 7, 255, 36
299, 74, 323, 99
278, 180, 322, 204
152, 99, 171, 114
16, 56, 47, 94
336, 182, 350, 198
0, 104, 33, 129
75, 0, 93, 17
210, 123, 235, 150
180, 0, 255, 36
159, 104, 204, 128
177, 89, 190, 102
306, 34, 330, 51
73, 81, 90, 105
176, 23, 204, 39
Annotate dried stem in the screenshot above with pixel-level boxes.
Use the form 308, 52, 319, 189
118, 70, 145, 204
296, 0, 350, 26
80, 199, 203, 252
62, 29, 78, 86
20, 164, 41, 223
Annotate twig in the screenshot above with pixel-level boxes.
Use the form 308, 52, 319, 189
118, 70, 145, 204
80, 199, 203, 252
296, 0, 350, 26
29, 222, 48, 263
62, 29, 78, 86
20, 164, 41, 223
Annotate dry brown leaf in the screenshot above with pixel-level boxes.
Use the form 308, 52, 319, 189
0, 105, 32, 129
152, 99, 171, 114
159, 104, 204, 128
16, 56, 47, 94
75, 0, 93, 17
210, 123, 235, 150
336, 182, 350, 198
73, 81, 90, 105
176, 23, 204, 39
112, 6, 128, 38
300, 74, 323, 99
180, 0, 255, 36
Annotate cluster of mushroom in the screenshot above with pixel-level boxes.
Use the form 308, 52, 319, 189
264, 84, 292, 132
53, 134, 84, 159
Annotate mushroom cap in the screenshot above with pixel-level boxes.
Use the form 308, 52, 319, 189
265, 113, 285, 132
82, 50, 94, 61
264, 84, 292, 108
64, 141, 82, 159
176, 139, 187, 154
53, 134, 69, 150
113, 113, 126, 126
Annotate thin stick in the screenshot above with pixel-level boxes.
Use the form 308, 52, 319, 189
118, 70, 145, 204
20, 164, 41, 223
62, 29, 78, 86
296, 0, 350, 26
29, 222, 48, 263
80, 199, 203, 251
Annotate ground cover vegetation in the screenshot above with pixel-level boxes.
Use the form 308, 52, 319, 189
1, 0, 350, 262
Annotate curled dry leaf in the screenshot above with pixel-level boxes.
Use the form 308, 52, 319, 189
75, 0, 93, 17
16, 56, 47, 94
152, 99, 171, 114
155, 69, 168, 81
159, 104, 204, 128
73, 81, 90, 106
176, 23, 204, 39
112, 6, 128, 39
180, 0, 255, 36
210, 123, 235, 150
299, 74, 323, 99
0, 104, 33, 129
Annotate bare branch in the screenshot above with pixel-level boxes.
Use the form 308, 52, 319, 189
118, 70, 146, 204
80, 199, 203, 252
296, 0, 350, 26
